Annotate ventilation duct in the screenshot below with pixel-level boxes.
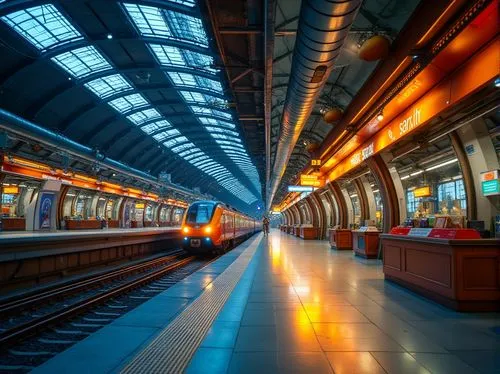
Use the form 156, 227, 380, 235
267, 0, 361, 209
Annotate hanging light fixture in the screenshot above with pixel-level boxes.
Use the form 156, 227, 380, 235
377, 110, 384, 121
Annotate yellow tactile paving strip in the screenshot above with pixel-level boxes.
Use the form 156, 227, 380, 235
120, 234, 262, 374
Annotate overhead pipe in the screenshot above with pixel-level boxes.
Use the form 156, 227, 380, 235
267, 0, 362, 210
0, 108, 200, 199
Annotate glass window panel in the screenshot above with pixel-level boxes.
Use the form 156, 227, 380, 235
108, 93, 149, 114
123, 3, 171, 39
84, 74, 132, 99
51, 46, 112, 78
149, 44, 216, 74
165, 136, 189, 148
1, 4, 83, 51
127, 108, 162, 125
141, 119, 172, 134
163, 10, 207, 46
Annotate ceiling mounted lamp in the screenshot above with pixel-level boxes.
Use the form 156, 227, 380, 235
377, 110, 384, 121
306, 142, 320, 153
322, 107, 343, 124
358, 35, 391, 62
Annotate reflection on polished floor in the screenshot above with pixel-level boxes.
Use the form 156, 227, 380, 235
187, 229, 500, 374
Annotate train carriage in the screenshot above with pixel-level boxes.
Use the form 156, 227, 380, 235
181, 200, 261, 254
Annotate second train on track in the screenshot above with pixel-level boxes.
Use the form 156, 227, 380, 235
181, 200, 261, 254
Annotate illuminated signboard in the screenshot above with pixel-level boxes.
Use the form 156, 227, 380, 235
287, 186, 313, 193
3, 186, 19, 194
300, 174, 324, 187
327, 40, 498, 183
135, 203, 145, 209
311, 159, 321, 166
413, 186, 432, 198
481, 170, 500, 196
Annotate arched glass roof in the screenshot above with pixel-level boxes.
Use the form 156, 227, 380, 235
0, 0, 263, 207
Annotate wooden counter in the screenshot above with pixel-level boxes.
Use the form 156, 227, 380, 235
352, 230, 380, 258
107, 220, 119, 228
1, 218, 26, 231
381, 234, 500, 311
65, 219, 101, 230
294, 226, 301, 237
328, 229, 352, 250
300, 227, 318, 240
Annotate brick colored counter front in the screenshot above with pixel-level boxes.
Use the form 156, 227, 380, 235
381, 234, 500, 311
66, 219, 101, 230
300, 227, 318, 240
1, 218, 26, 231
352, 230, 380, 258
329, 229, 352, 250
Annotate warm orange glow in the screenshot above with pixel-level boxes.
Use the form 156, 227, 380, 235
182, 226, 190, 234
3, 186, 19, 194
204, 225, 212, 234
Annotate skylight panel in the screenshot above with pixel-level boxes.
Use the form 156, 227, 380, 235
149, 45, 216, 74
181, 91, 226, 107
178, 147, 201, 157
165, 0, 196, 7
183, 151, 204, 161
84, 74, 132, 99
191, 107, 232, 120
166, 137, 189, 149
108, 93, 149, 114
1, 4, 83, 52
127, 108, 162, 125
188, 155, 209, 164
205, 127, 239, 137
141, 119, 172, 134
51, 46, 112, 78
153, 132, 169, 141
167, 72, 223, 93
123, 3, 171, 39
163, 10, 208, 47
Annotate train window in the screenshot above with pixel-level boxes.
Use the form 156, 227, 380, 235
186, 202, 215, 224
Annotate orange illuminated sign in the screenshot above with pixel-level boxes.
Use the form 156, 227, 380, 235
413, 186, 432, 198
311, 159, 321, 166
135, 203, 145, 209
3, 186, 19, 194
328, 39, 498, 182
300, 174, 324, 187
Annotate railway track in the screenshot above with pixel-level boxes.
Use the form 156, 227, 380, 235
0, 251, 215, 372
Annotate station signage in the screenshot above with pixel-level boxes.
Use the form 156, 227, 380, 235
413, 186, 431, 198
327, 39, 498, 183
2, 186, 19, 194
481, 170, 500, 196
311, 159, 322, 168
287, 186, 313, 193
300, 174, 325, 187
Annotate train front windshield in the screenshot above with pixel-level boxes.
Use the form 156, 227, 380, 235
185, 202, 216, 225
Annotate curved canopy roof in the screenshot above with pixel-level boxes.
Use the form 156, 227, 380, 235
0, 0, 263, 212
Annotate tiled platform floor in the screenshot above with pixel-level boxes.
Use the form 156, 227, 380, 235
187, 230, 500, 374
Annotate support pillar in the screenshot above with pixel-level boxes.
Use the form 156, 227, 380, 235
328, 182, 348, 228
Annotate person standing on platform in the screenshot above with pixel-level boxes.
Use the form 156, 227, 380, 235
263, 216, 270, 236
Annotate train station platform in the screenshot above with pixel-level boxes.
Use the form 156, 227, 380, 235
32, 230, 499, 374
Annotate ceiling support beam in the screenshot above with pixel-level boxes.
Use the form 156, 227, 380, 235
231, 68, 255, 84
264, 0, 275, 206
219, 27, 263, 34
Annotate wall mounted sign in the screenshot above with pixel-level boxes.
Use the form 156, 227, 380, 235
287, 186, 313, 193
311, 159, 321, 166
481, 170, 500, 196
413, 186, 432, 198
39, 193, 55, 230
300, 174, 324, 187
2, 186, 19, 194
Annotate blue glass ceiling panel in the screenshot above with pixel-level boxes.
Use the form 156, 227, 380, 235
51, 46, 112, 78
84, 74, 132, 99
167, 72, 223, 93
190, 106, 232, 120
198, 117, 236, 129
180, 91, 227, 107
108, 93, 149, 114
165, 136, 189, 148
1, 4, 83, 52
141, 119, 172, 134
123, 3, 207, 47
127, 108, 162, 125
149, 44, 216, 74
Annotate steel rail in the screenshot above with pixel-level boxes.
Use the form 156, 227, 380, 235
0, 250, 185, 316
0, 256, 195, 347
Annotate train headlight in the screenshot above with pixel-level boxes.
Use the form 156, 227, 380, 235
182, 226, 190, 234
204, 225, 212, 234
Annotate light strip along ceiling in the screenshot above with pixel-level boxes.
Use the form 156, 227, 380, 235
1, 1, 261, 205
123, 2, 261, 203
